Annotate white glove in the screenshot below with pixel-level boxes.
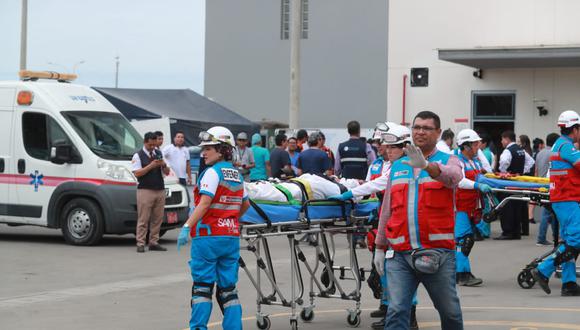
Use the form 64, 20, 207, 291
373, 249, 386, 276
402, 145, 428, 169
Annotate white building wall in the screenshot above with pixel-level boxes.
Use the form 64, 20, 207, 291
387, 0, 580, 141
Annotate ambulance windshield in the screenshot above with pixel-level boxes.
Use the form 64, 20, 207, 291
62, 111, 142, 160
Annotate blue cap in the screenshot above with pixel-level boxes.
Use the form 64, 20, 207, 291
252, 133, 262, 145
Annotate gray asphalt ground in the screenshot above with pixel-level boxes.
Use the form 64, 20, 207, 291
1, 219, 579, 330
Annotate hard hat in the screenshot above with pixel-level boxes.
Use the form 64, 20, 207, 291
557, 110, 580, 128
381, 124, 412, 145
373, 121, 397, 140
456, 129, 481, 146
198, 126, 235, 147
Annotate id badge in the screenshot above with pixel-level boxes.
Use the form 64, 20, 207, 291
385, 250, 395, 259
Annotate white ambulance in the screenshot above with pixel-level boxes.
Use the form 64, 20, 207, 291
0, 71, 189, 245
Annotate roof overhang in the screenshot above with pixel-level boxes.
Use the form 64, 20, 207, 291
438, 46, 580, 69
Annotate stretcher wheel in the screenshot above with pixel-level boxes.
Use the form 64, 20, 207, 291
256, 316, 271, 330
346, 313, 361, 327
300, 309, 314, 322
290, 319, 298, 330
517, 269, 535, 289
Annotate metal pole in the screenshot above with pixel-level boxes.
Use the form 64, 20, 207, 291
288, 0, 301, 129
114, 56, 119, 88
20, 0, 28, 71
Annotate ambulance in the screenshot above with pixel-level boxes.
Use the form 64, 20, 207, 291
0, 71, 189, 245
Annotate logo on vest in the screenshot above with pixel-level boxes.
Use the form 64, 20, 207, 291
221, 168, 241, 182
372, 163, 381, 171
394, 170, 409, 177
219, 196, 242, 204
217, 218, 239, 234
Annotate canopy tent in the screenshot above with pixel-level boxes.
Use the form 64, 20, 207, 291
93, 87, 260, 146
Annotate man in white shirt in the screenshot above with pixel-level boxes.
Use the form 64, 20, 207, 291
162, 131, 192, 186
436, 128, 455, 154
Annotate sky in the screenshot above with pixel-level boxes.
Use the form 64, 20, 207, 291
0, 0, 206, 93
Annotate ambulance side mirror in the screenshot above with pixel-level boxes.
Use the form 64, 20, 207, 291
50, 144, 73, 164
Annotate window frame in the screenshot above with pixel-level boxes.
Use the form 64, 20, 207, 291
471, 91, 516, 121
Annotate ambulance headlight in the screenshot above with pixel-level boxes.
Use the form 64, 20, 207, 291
97, 160, 137, 182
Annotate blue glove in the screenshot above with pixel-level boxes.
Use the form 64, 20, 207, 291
177, 226, 191, 251
476, 183, 492, 193
329, 190, 354, 201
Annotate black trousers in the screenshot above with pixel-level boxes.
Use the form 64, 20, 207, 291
499, 195, 528, 238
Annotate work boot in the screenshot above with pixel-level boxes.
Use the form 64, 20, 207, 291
370, 304, 387, 318
561, 282, 580, 296
531, 268, 551, 294
371, 318, 385, 330
410, 305, 419, 330
473, 229, 484, 241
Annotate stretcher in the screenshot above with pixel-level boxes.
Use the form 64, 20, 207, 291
238, 198, 378, 329
476, 175, 580, 289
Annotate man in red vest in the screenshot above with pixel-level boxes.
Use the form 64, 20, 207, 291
374, 111, 464, 330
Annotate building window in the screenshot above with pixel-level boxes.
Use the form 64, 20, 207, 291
472, 92, 515, 120
281, 0, 309, 40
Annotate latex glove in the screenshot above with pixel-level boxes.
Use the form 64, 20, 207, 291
328, 190, 354, 201
402, 145, 428, 169
476, 183, 492, 193
373, 249, 386, 276
176, 226, 191, 251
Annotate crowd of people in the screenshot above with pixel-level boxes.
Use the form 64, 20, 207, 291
129, 109, 580, 330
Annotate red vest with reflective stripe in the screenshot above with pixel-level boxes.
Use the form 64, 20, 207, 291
455, 154, 483, 218
386, 151, 456, 251
192, 163, 244, 237
549, 137, 580, 202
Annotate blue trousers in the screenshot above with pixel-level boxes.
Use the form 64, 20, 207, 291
384, 250, 463, 330
189, 237, 242, 330
476, 221, 490, 238
537, 207, 557, 244
455, 212, 473, 273
537, 201, 580, 284
381, 258, 418, 306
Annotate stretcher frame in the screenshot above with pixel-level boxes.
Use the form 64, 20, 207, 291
482, 188, 580, 289
238, 199, 372, 329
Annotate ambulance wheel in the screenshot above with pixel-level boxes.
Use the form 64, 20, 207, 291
347, 313, 361, 327
300, 309, 314, 322
517, 270, 535, 289
61, 198, 104, 246
256, 316, 271, 330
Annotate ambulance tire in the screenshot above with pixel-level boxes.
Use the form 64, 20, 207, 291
61, 198, 104, 246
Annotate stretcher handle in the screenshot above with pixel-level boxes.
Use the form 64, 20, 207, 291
300, 199, 354, 224
490, 187, 549, 196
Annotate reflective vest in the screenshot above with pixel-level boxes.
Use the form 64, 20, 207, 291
338, 138, 368, 179
369, 157, 385, 202
191, 162, 244, 237
549, 136, 580, 202
456, 153, 483, 218
386, 151, 455, 251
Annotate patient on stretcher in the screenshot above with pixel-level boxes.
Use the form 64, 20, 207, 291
245, 174, 363, 202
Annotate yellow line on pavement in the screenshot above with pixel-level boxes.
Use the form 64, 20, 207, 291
193, 306, 580, 329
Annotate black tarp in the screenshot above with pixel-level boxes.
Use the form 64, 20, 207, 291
93, 87, 260, 146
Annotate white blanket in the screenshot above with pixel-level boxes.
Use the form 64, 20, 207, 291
245, 174, 362, 202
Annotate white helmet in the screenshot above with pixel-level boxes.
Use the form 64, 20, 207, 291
557, 110, 580, 128
198, 126, 235, 147
382, 124, 412, 145
456, 129, 481, 146
373, 121, 397, 140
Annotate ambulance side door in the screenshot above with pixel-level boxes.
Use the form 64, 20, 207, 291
12, 109, 80, 225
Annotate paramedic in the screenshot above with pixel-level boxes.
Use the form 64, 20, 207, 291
374, 111, 464, 330
176, 126, 250, 329
454, 129, 491, 287
532, 110, 580, 296
331, 123, 419, 330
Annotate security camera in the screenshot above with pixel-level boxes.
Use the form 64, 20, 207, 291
537, 106, 548, 116
473, 69, 483, 79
